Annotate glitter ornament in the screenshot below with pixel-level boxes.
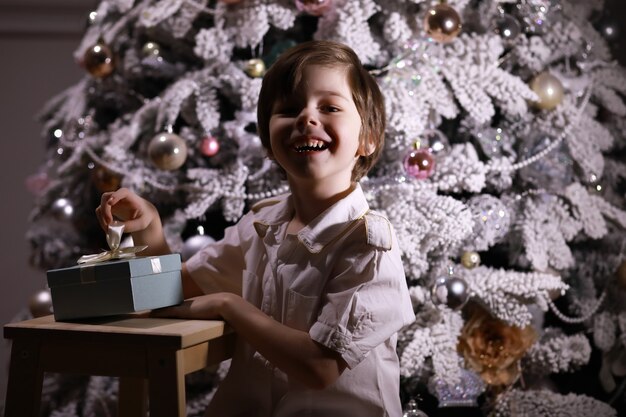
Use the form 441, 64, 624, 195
245, 58, 266, 78
141, 41, 161, 58
530, 72, 564, 110
295, 0, 333, 16
50, 198, 74, 220
494, 13, 521, 42
424, 3, 462, 43
403, 145, 435, 180
83, 40, 115, 78
466, 195, 511, 250
424, 129, 449, 155
515, 0, 554, 34
402, 399, 428, 417
616, 260, 626, 290
148, 132, 188, 171
431, 275, 470, 310
91, 165, 122, 193
200, 135, 220, 157
181, 234, 215, 261
461, 251, 481, 269
473, 126, 513, 159
518, 133, 574, 192
29, 289, 53, 318
428, 368, 486, 407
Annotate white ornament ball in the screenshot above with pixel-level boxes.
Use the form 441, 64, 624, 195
530, 72, 564, 110
148, 132, 188, 171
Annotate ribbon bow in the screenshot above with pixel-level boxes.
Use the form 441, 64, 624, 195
77, 221, 148, 264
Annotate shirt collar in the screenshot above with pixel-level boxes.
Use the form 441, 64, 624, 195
253, 184, 370, 253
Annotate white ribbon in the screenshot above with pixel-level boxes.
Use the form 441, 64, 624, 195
77, 221, 147, 264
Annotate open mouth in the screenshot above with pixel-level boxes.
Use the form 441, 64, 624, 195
293, 139, 329, 153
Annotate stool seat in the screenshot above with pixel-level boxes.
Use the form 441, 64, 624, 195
3, 314, 235, 417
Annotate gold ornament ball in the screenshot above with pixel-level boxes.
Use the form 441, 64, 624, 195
461, 251, 481, 269
617, 260, 626, 290
91, 165, 122, 193
141, 41, 161, 58
424, 4, 462, 43
530, 72, 564, 110
148, 132, 188, 171
245, 58, 266, 78
29, 289, 53, 318
83, 41, 115, 78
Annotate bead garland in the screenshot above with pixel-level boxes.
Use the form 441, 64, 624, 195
489, 84, 593, 173
85, 145, 290, 200
547, 289, 606, 324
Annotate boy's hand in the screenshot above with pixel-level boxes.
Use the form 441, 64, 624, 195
150, 293, 232, 320
95, 188, 170, 256
95, 188, 158, 233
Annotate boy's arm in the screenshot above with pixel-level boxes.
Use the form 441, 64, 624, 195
153, 292, 346, 389
181, 263, 203, 298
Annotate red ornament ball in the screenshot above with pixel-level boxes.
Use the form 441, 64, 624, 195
295, 0, 333, 16
200, 136, 220, 157
403, 148, 435, 179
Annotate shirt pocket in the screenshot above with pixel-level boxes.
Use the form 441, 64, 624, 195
285, 289, 319, 331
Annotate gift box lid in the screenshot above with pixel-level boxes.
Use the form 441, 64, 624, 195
47, 253, 182, 287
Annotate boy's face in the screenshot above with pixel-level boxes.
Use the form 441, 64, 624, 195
268, 65, 371, 193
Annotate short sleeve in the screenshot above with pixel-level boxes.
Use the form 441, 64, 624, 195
185, 216, 248, 295
309, 229, 414, 369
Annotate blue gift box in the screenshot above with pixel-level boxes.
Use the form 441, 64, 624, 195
46, 254, 183, 321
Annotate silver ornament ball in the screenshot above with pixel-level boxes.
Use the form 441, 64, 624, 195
431, 275, 469, 310
402, 399, 428, 417
148, 132, 188, 171
50, 197, 74, 220
181, 234, 215, 261
494, 14, 521, 41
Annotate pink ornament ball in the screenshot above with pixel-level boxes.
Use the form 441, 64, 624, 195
200, 136, 220, 157
295, 0, 333, 16
403, 148, 435, 179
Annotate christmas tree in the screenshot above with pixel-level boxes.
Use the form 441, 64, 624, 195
25, 0, 626, 415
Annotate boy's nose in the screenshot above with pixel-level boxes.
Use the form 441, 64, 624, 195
296, 109, 319, 130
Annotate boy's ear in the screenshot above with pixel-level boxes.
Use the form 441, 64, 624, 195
358, 138, 376, 157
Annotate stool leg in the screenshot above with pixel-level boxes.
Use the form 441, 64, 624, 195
4, 338, 43, 417
147, 348, 186, 417
119, 377, 148, 417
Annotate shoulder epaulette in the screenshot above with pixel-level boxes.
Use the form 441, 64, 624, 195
250, 197, 282, 213
363, 211, 393, 251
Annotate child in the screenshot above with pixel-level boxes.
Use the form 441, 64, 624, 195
96, 40, 415, 416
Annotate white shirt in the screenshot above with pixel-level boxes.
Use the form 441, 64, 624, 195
186, 184, 415, 417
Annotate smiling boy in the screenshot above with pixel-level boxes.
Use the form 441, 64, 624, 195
97, 40, 414, 416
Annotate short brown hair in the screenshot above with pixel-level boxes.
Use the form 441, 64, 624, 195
257, 40, 386, 181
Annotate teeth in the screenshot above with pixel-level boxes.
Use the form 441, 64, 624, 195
294, 139, 328, 152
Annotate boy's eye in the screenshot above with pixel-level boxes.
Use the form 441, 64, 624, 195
321, 105, 340, 113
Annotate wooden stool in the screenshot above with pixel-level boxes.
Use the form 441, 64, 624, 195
3, 314, 235, 417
